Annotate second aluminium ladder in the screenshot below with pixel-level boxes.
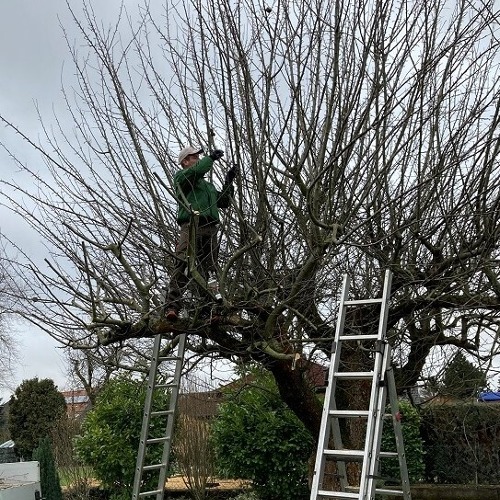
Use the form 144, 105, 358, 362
310, 270, 412, 499
132, 333, 187, 499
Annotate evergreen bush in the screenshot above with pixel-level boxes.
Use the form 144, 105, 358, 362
212, 371, 313, 500
74, 376, 169, 497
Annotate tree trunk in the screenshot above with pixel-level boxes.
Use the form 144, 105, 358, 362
267, 357, 323, 438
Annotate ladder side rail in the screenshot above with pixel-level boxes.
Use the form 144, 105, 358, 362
356, 344, 386, 499
132, 334, 164, 500
155, 333, 187, 497
328, 277, 352, 491
368, 271, 413, 500
363, 344, 391, 499
310, 274, 351, 499
326, 332, 350, 493
358, 270, 393, 499
385, 361, 412, 500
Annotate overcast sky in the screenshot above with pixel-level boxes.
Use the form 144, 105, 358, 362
0, 0, 143, 401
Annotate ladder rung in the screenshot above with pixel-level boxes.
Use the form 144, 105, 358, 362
151, 409, 175, 417
327, 411, 391, 419
142, 463, 165, 471
317, 490, 359, 499
323, 449, 364, 461
344, 298, 383, 306
322, 449, 399, 462
158, 356, 182, 362
146, 436, 171, 444
345, 485, 406, 497
329, 410, 370, 418
375, 487, 406, 496
333, 371, 374, 379
338, 334, 380, 341
155, 382, 178, 389
138, 489, 163, 497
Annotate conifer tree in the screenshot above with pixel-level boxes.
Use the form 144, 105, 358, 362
442, 352, 487, 399
32, 436, 63, 500
8, 378, 67, 458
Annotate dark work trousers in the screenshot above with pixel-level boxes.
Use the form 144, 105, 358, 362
166, 221, 219, 312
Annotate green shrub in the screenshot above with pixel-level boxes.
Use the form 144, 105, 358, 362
212, 371, 313, 500
230, 492, 260, 500
74, 376, 169, 497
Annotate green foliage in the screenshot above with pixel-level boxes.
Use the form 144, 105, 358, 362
74, 376, 169, 496
32, 436, 63, 500
212, 371, 313, 500
381, 400, 425, 483
442, 352, 487, 399
420, 403, 500, 484
230, 492, 260, 500
8, 378, 67, 458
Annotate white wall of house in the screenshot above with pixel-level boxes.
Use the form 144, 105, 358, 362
0, 461, 41, 500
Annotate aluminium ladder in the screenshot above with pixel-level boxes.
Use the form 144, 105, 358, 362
132, 333, 187, 500
310, 270, 412, 500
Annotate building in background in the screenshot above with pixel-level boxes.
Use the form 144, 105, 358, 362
61, 389, 91, 419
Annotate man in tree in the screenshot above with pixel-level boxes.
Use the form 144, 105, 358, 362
164, 145, 237, 321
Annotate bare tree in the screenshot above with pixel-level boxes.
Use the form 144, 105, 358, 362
0, 241, 18, 394
175, 377, 218, 500
1, 0, 500, 455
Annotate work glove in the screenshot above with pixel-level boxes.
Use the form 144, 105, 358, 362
224, 165, 239, 184
209, 149, 224, 161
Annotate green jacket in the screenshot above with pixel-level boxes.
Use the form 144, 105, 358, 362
174, 156, 233, 225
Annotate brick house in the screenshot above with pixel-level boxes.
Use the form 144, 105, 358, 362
179, 361, 328, 419
61, 389, 91, 419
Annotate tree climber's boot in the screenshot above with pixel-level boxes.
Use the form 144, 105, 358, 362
165, 308, 179, 321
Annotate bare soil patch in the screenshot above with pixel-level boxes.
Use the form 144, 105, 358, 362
165, 475, 251, 493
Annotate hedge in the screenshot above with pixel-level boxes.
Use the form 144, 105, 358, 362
420, 402, 500, 484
